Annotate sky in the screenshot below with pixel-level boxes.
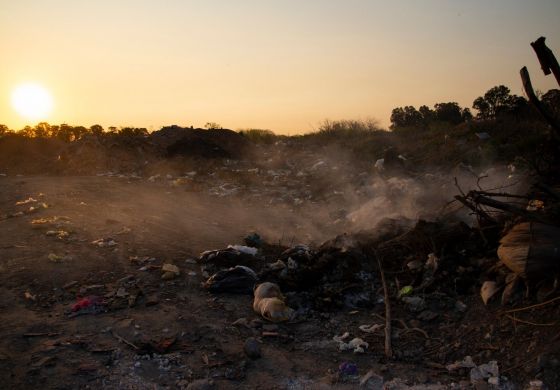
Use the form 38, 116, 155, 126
1, 0, 559, 134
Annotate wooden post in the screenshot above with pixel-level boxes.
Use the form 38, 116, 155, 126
530, 37, 560, 86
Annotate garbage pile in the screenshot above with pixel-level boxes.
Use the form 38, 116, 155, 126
456, 182, 560, 305
199, 217, 483, 315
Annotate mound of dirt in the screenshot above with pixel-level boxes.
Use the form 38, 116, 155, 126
60, 134, 155, 174
0, 134, 65, 174
151, 126, 250, 159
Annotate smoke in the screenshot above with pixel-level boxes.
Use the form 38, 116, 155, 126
17, 141, 528, 259
345, 164, 527, 231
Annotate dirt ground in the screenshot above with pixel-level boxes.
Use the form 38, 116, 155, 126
0, 174, 559, 390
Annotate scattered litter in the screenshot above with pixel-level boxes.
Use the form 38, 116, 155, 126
31, 216, 70, 227
47, 253, 68, 263
16, 197, 37, 205
406, 260, 423, 271
243, 337, 261, 359
63, 281, 79, 289
129, 256, 156, 265
24, 291, 36, 301
417, 310, 438, 321
338, 361, 358, 376
264, 259, 286, 271
425, 253, 439, 271
401, 296, 426, 312
244, 233, 263, 248
398, 285, 414, 297
359, 324, 383, 333
92, 238, 117, 247
455, 300, 467, 312
114, 226, 132, 235
26, 203, 48, 213
69, 295, 106, 317
116, 287, 128, 298
253, 282, 294, 322
480, 281, 499, 305
469, 360, 499, 385
161, 263, 180, 280
360, 370, 384, 388
171, 178, 188, 186
227, 245, 258, 256
199, 247, 260, 274
333, 332, 369, 353
528, 380, 545, 390
46, 230, 70, 239
446, 356, 476, 372
526, 199, 544, 211
203, 265, 258, 294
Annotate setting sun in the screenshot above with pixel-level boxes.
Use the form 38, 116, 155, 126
11, 83, 53, 121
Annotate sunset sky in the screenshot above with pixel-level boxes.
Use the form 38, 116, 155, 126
1, 0, 559, 134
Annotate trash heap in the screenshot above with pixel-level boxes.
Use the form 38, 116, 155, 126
200, 217, 480, 314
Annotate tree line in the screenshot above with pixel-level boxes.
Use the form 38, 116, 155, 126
1, 84, 559, 139
0, 123, 148, 141
390, 85, 559, 129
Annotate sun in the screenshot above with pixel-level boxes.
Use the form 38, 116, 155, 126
11, 83, 54, 121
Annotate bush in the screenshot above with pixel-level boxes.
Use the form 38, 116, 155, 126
238, 129, 280, 144
314, 118, 383, 138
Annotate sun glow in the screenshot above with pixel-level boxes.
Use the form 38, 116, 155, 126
11, 83, 54, 121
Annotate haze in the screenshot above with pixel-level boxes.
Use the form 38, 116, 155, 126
1, 0, 559, 133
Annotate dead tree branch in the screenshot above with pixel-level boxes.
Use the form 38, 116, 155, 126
520, 66, 560, 139
376, 253, 392, 358
531, 36, 560, 85
462, 191, 556, 225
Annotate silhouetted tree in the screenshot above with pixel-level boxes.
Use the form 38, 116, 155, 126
90, 124, 104, 136
34, 122, 51, 138
472, 85, 526, 119
118, 127, 148, 137
418, 105, 434, 124
434, 102, 463, 124
204, 122, 222, 130
57, 124, 74, 142
390, 106, 423, 128
21, 126, 34, 137
461, 108, 473, 122
0, 124, 9, 136
71, 126, 89, 140
541, 89, 560, 118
